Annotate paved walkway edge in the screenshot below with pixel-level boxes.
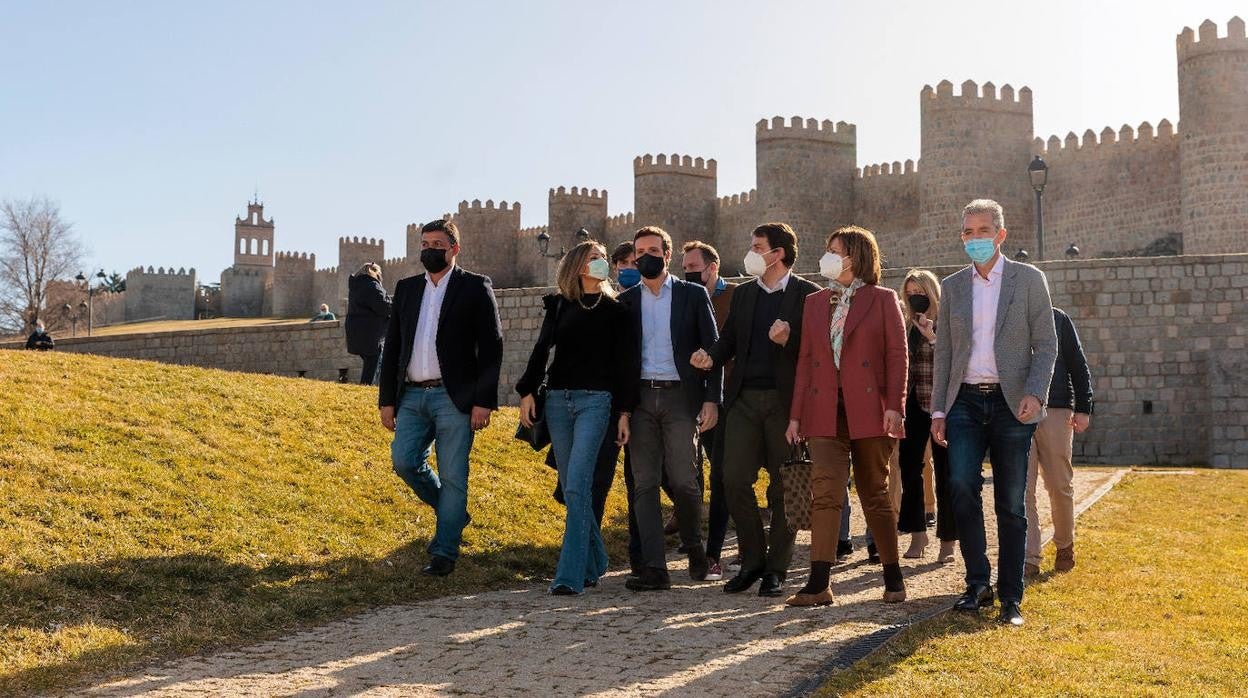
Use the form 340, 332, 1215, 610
784, 467, 1129, 698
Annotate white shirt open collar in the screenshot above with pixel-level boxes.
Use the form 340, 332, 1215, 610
757, 270, 792, 294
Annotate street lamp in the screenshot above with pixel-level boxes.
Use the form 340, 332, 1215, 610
1065, 242, 1080, 258
1028, 155, 1049, 260
1014, 248, 1030, 262
61, 300, 88, 337
536, 227, 593, 259
75, 269, 107, 336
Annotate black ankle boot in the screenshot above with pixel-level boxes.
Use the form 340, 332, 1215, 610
882, 562, 904, 592
799, 560, 832, 595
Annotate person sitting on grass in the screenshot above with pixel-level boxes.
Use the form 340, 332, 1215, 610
26, 321, 55, 350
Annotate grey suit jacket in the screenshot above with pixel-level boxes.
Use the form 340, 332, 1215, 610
931, 256, 1057, 425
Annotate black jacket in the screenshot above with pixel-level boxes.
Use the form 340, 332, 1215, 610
1047, 307, 1093, 414
26, 330, 54, 351
378, 266, 504, 414
618, 276, 722, 417
707, 273, 820, 411
345, 273, 392, 356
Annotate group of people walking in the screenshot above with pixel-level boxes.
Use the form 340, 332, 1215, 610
373, 198, 1093, 627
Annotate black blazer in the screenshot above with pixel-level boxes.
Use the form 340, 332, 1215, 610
707, 273, 820, 411
378, 266, 504, 414
1046, 307, 1094, 414
618, 276, 722, 417
345, 273, 392, 356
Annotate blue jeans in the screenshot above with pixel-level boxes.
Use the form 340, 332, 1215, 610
946, 385, 1036, 604
391, 386, 474, 561
546, 389, 612, 592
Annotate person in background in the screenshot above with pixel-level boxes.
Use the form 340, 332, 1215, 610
896, 268, 956, 562
345, 262, 392, 385
310, 304, 337, 322
26, 321, 54, 350
1024, 307, 1092, 578
518, 241, 638, 595
612, 241, 640, 289
785, 225, 908, 607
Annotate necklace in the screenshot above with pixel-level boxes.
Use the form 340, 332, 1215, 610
578, 292, 602, 310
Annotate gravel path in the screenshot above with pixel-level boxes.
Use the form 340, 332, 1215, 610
84, 468, 1124, 697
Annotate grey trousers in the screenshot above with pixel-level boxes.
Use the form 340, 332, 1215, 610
627, 385, 704, 569
722, 388, 795, 577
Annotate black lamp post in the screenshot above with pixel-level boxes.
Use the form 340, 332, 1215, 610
61, 300, 88, 337
1014, 248, 1030, 262
75, 269, 107, 336
536, 227, 592, 259
1028, 155, 1049, 260
1065, 242, 1080, 258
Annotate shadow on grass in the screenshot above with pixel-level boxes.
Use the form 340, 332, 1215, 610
0, 536, 567, 695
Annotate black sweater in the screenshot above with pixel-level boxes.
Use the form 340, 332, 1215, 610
1047, 307, 1094, 414
516, 293, 640, 413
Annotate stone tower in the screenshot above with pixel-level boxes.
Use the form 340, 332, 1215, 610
548, 187, 609, 243
273, 251, 316, 317
918, 80, 1035, 265
221, 200, 275, 316
1178, 17, 1248, 254
447, 200, 523, 287
756, 116, 857, 272
634, 154, 718, 265
234, 201, 275, 268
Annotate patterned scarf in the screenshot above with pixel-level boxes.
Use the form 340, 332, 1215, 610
828, 278, 864, 369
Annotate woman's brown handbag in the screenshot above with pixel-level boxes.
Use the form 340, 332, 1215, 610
780, 441, 814, 533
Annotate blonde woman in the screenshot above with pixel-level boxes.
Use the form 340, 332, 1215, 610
345, 262, 390, 384
517, 241, 639, 595
896, 269, 956, 562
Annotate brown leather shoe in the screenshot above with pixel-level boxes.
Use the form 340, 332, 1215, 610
882, 587, 907, 603
1024, 562, 1041, 579
785, 588, 834, 607
1055, 544, 1075, 572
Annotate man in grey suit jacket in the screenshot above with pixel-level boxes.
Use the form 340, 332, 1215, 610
930, 199, 1057, 627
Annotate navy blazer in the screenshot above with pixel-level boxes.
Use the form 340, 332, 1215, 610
618, 275, 723, 417
378, 266, 504, 414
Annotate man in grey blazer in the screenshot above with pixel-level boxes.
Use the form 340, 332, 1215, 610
930, 199, 1057, 627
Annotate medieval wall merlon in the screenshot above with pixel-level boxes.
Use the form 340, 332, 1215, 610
717, 189, 757, 210
129, 265, 197, 277
1177, 17, 1247, 62
755, 115, 856, 145
456, 198, 520, 215
633, 153, 717, 178
1034, 119, 1178, 160
604, 213, 635, 239
920, 79, 1033, 114
549, 186, 607, 204
274, 250, 316, 267
857, 159, 918, 178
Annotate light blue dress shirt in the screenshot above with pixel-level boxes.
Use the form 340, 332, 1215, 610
640, 274, 680, 380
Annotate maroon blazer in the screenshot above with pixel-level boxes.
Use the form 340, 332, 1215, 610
790, 284, 909, 440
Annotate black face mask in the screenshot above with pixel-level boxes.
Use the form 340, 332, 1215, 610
636, 253, 666, 280
684, 271, 705, 286
907, 294, 931, 314
421, 248, 449, 274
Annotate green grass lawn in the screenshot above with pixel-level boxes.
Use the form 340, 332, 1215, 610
817, 469, 1248, 697
0, 349, 631, 694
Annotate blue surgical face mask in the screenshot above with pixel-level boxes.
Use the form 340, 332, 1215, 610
617, 267, 641, 288
964, 238, 997, 265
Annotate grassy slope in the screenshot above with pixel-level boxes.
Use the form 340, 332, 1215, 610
818, 469, 1248, 697
0, 349, 626, 693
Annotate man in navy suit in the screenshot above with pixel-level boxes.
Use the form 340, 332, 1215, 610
378, 219, 504, 577
618, 226, 722, 591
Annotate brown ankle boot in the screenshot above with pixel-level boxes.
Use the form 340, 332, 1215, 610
1054, 544, 1075, 572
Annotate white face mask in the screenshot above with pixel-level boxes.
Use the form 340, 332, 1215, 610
586, 258, 610, 281
819, 251, 848, 280
743, 249, 774, 277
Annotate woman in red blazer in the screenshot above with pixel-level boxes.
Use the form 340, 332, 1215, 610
784, 225, 909, 606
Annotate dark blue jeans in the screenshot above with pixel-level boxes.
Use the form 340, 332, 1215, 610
946, 385, 1036, 604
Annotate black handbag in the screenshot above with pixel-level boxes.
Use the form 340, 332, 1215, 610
514, 297, 563, 451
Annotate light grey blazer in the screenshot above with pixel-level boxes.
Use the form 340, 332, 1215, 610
931, 256, 1057, 425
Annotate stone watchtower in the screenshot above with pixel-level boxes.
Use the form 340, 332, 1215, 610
755, 116, 857, 272
1178, 17, 1248, 254
918, 80, 1035, 265
633, 154, 717, 264
221, 200, 275, 316
549, 186, 608, 243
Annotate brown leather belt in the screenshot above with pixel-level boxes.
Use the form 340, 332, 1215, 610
405, 379, 443, 388
962, 383, 1001, 394
640, 379, 681, 389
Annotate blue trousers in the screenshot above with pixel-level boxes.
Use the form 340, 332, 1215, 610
546, 390, 612, 592
945, 385, 1036, 604
391, 386, 474, 561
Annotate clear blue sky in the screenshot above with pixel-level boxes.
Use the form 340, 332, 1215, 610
2, 0, 1242, 280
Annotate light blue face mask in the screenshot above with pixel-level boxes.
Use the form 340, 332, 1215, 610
587, 258, 610, 280
964, 238, 997, 264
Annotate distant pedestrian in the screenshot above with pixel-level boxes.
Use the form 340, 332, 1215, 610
346, 262, 392, 385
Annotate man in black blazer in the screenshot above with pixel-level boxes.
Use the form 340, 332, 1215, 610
378, 219, 504, 577
618, 226, 722, 591
692, 222, 819, 597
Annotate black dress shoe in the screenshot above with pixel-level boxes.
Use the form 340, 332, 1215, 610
723, 568, 764, 594
550, 584, 580, 596
999, 601, 1024, 626
688, 546, 709, 581
624, 567, 672, 591
421, 555, 455, 577
953, 583, 994, 612
836, 539, 854, 561
758, 572, 784, 597
867, 543, 881, 564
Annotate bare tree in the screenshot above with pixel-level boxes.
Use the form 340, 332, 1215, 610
0, 197, 85, 333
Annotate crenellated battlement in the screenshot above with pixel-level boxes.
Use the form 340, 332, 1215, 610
717, 189, 758, 210
1177, 17, 1247, 62
338, 235, 382, 246
129, 265, 196, 277
856, 159, 917, 179
1034, 119, 1178, 159
633, 153, 716, 178
756, 116, 855, 144
382, 255, 408, 268
274, 251, 315, 264
604, 212, 635, 236
920, 79, 1032, 113
456, 199, 521, 214
549, 186, 607, 203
